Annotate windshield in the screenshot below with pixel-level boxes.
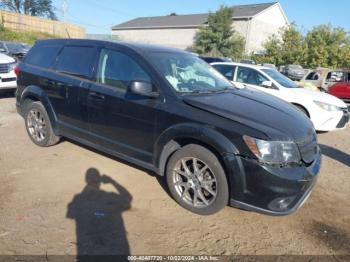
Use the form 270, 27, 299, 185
262, 69, 300, 88
147, 52, 234, 94
6, 42, 29, 53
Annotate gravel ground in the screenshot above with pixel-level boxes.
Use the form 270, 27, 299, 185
0, 96, 349, 257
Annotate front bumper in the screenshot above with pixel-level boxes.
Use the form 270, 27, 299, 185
312, 109, 349, 131
225, 149, 321, 216
0, 71, 17, 91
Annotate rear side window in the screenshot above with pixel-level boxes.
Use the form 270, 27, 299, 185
25, 45, 61, 68
96, 49, 150, 91
212, 65, 236, 80
56, 46, 95, 78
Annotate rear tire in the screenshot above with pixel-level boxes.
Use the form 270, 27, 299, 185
166, 144, 229, 215
24, 101, 60, 147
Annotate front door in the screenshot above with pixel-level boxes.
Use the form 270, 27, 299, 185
87, 48, 160, 163
234, 66, 280, 97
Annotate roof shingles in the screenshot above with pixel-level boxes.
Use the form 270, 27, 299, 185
112, 2, 277, 30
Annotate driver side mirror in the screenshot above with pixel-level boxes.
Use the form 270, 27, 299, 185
0, 48, 6, 53
128, 81, 159, 98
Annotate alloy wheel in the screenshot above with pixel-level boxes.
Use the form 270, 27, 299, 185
172, 157, 217, 208
27, 109, 47, 143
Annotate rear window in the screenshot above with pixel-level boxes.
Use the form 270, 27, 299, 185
25, 45, 61, 68
55, 46, 95, 78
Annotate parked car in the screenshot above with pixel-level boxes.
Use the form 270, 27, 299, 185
282, 64, 306, 80
0, 41, 31, 61
16, 39, 321, 216
302, 68, 350, 93
212, 62, 349, 132
0, 53, 17, 93
240, 59, 256, 65
328, 72, 350, 103
262, 63, 277, 69
199, 56, 232, 64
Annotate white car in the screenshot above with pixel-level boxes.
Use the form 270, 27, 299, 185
0, 53, 17, 93
211, 62, 349, 132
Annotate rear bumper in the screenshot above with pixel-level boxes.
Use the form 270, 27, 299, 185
225, 150, 321, 216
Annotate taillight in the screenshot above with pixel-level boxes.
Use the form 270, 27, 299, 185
14, 66, 20, 76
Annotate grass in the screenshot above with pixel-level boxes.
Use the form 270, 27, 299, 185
0, 25, 57, 45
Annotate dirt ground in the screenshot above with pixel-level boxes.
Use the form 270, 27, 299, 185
0, 96, 349, 257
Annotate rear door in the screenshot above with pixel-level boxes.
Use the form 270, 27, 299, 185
212, 64, 237, 81
87, 47, 160, 163
52, 45, 97, 134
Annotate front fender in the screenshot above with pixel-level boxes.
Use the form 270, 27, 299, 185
20, 85, 59, 133
154, 123, 239, 175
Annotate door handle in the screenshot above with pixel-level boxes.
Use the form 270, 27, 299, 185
88, 91, 105, 100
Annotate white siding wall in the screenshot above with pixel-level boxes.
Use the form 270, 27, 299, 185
112, 28, 198, 50
232, 19, 249, 42
246, 4, 289, 54
111, 4, 289, 54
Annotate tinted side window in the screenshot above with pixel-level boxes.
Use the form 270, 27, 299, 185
213, 65, 236, 80
25, 45, 61, 68
56, 46, 95, 78
96, 49, 150, 91
237, 67, 268, 86
326, 71, 345, 82
306, 72, 315, 80
306, 72, 320, 81
0, 42, 6, 51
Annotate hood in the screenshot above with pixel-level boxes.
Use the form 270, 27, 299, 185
0, 53, 15, 63
289, 88, 347, 108
183, 87, 314, 142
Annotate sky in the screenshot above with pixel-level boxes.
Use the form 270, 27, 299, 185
52, 0, 350, 34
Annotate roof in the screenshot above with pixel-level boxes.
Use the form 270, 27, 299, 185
112, 2, 277, 30
211, 62, 271, 70
35, 39, 188, 55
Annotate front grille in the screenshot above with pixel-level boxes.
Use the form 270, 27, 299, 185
0, 63, 10, 74
1, 77, 16, 82
337, 109, 349, 128
297, 132, 318, 164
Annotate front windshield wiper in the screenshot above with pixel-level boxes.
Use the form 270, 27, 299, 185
181, 87, 235, 95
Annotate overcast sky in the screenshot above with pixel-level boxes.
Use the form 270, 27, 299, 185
52, 0, 350, 34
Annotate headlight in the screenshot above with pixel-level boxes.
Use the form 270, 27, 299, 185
314, 101, 341, 111
9, 62, 17, 72
243, 136, 301, 165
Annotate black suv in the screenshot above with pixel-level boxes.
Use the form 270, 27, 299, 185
16, 39, 321, 215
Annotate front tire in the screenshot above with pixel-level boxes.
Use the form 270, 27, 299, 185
294, 104, 309, 118
24, 101, 60, 147
166, 144, 229, 215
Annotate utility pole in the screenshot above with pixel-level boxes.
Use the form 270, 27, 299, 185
62, 0, 68, 21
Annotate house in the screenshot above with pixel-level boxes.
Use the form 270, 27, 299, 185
111, 2, 289, 55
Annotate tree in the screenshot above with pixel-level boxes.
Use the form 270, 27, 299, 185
253, 24, 304, 66
0, 0, 57, 20
193, 6, 245, 59
304, 25, 350, 68
280, 24, 305, 65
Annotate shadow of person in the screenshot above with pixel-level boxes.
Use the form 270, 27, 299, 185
67, 168, 132, 259
320, 144, 350, 167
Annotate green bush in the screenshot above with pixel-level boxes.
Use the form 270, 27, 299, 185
0, 26, 57, 45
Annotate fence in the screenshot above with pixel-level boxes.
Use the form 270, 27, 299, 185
0, 9, 85, 38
